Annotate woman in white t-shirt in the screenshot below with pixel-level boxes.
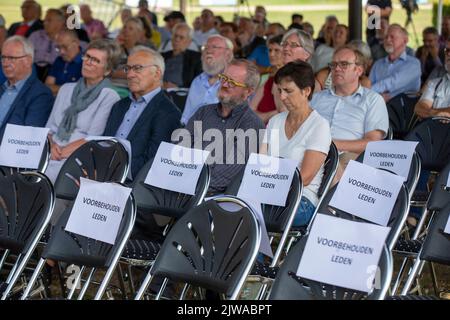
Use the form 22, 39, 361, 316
261, 61, 332, 226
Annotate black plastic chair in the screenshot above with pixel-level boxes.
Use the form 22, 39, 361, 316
316, 179, 410, 252
0, 172, 55, 300
400, 201, 450, 296
53, 139, 129, 201
18, 192, 136, 300
386, 93, 419, 140
165, 88, 189, 113
268, 236, 393, 300
0, 137, 51, 176
118, 158, 210, 297
134, 196, 261, 300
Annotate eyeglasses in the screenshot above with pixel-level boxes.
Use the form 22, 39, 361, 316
1, 55, 28, 62
81, 53, 103, 65
123, 64, 158, 73
281, 41, 302, 49
201, 45, 227, 51
328, 61, 360, 70
55, 42, 76, 53
218, 73, 247, 88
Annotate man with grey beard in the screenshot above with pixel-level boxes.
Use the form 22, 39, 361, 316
414, 38, 450, 120
180, 34, 233, 125
174, 59, 265, 194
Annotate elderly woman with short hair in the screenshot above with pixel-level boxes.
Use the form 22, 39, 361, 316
45, 38, 122, 183
261, 61, 331, 227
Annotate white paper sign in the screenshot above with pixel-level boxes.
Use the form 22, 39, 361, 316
65, 178, 132, 245
205, 195, 273, 258
85, 136, 132, 179
0, 124, 49, 169
297, 214, 390, 293
329, 161, 404, 226
237, 153, 297, 207
363, 140, 418, 181
145, 142, 209, 195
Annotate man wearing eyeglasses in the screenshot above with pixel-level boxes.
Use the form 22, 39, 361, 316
181, 35, 233, 125
0, 36, 53, 138
414, 39, 450, 120
45, 30, 83, 96
311, 45, 389, 182
103, 46, 181, 179
175, 59, 265, 194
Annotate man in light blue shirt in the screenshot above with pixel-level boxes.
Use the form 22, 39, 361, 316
181, 34, 233, 125
369, 24, 421, 101
311, 46, 389, 181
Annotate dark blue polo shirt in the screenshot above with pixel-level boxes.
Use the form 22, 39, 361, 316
48, 51, 83, 85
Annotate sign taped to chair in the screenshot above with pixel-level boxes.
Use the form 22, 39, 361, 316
329, 160, 404, 226
85, 136, 132, 179
145, 142, 210, 195
297, 213, 390, 293
65, 178, 132, 244
238, 153, 297, 207
0, 124, 49, 169
363, 140, 418, 181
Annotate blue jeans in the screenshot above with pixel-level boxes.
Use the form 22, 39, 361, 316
293, 196, 316, 227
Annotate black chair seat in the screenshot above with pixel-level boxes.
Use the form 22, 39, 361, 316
411, 190, 429, 203
250, 261, 279, 279
122, 239, 162, 261
387, 295, 439, 300
394, 238, 423, 254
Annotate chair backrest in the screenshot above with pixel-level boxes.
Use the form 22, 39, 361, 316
268, 236, 393, 300
54, 140, 129, 201
386, 93, 419, 139
317, 142, 339, 202
42, 193, 136, 268
225, 168, 302, 267
316, 182, 409, 251
149, 196, 261, 299
0, 137, 51, 176
427, 161, 450, 211
164, 88, 189, 112
355, 151, 421, 201
131, 157, 210, 219
0, 171, 54, 255
405, 118, 450, 172
419, 202, 450, 266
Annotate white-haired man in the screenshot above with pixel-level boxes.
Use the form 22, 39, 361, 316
181, 34, 233, 125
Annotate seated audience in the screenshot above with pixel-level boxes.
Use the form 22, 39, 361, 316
8, 0, 43, 38
311, 45, 389, 181
79, 4, 108, 40
193, 9, 218, 47
162, 23, 202, 89
311, 24, 349, 73
262, 61, 331, 226
103, 47, 181, 178
45, 30, 83, 95
45, 39, 122, 183
250, 35, 284, 124
414, 38, 450, 120
175, 59, 264, 194
0, 36, 53, 138
416, 27, 445, 85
